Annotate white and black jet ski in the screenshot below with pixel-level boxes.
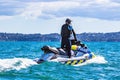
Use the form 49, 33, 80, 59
34, 41, 96, 66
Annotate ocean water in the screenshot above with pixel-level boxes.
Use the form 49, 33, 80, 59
0, 41, 119, 80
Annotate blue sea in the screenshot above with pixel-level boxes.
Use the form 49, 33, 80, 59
0, 41, 120, 80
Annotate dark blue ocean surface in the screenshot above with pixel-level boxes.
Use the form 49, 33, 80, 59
0, 41, 119, 80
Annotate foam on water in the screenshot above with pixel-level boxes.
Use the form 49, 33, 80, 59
75, 55, 108, 66
0, 58, 37, 72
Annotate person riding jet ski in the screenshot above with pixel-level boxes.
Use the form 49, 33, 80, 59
61, 18, 77, 58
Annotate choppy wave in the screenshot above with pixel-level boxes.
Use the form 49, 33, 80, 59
0, 58, 37, 72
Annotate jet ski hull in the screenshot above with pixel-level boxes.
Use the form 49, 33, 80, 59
52, 52, 95, 65
34, 52, 96, 65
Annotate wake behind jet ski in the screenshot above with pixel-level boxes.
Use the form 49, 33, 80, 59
34, 40, 96, 65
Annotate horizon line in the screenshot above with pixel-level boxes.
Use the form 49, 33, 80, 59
0, 31, 120, 35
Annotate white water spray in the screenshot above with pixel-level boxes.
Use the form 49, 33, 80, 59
0, 58, 37, 72
75, 55, 108, 66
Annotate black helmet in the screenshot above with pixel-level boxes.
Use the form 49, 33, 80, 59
65, 18, 71, 23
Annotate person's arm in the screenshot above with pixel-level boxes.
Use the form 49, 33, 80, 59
61, 25, 64, 37
68, 25, 77, 41
72, 29, 77, 41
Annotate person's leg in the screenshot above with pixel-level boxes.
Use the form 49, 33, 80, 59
66, 38, 71, 58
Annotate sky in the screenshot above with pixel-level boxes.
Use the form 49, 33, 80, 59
0, 0, 120, 34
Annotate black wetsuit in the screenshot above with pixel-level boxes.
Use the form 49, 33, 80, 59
61, 24, 76, 58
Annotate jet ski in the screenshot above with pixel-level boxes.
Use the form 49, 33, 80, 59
34, 40, 96, 66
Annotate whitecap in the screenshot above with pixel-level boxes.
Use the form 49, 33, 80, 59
0, 58, 37, 72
